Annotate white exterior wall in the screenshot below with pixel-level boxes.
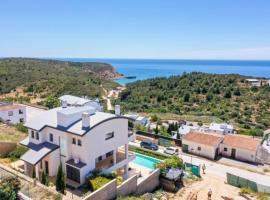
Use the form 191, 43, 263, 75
0, 107, 26, 124
182, 140, 218, 160
25, 117, 129, 184
220, 144, 257, 162
42, 149, 60, 177
80, 118, 129, 171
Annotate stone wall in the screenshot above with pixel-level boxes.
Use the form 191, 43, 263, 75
83, 169, 160, 199
0, 142, 16, 157
136, 169, 160, 195
117, 175, 137, 197
83, 179, 117, 200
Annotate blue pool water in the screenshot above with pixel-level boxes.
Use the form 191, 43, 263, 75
132, 153, 161, 170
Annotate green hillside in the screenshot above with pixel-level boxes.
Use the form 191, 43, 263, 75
118, 72, 270, 131
0, 58, 119, 98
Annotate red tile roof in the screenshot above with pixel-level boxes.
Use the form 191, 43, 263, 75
183, 132, 223, 147
223, 134, 261, 151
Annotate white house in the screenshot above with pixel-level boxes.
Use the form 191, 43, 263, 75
209, 123, 234, 134
19, 105, 135, 186
182, 132, 223, 160
0, 102, 26, 124
124, 113, 149, 126
173, 124, 209, 139
59, 95, 103, 111
220, 134, 260, 163
246, 79, 261, 87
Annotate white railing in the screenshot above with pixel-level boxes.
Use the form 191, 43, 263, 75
103, 153, 136, 174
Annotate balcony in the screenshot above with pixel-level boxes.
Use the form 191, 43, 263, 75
128, 130, 136, 142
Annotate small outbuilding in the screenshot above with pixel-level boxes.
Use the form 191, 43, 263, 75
220, 134, 261, 163
182, 132, 223, 160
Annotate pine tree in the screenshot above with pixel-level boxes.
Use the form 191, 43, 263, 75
56, 163, 66, 194
32, 167, 36, 179
41, 171, 49, 186
154, 124, 159, 135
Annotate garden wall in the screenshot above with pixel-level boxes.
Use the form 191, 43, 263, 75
0, 142, 16, 157
227, 173, 270, 194
136, 168, 160, 195
117, 175, 137, 196
83, 179, 117, 200
83, 169, 160, 200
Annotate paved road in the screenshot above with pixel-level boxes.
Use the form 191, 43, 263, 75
130, 141, 270, 186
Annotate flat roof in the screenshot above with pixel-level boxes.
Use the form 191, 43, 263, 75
59, 95, 91, 106
24, 106, 131, 136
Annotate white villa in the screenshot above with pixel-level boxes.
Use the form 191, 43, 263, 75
246, 79, 261, 87
59, 95, 103, 111
19, 105, 135, 186
0, 102, 26, 124
209, 123, 234, 134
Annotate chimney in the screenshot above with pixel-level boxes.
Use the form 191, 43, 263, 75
62, 100, 67, 108
82, 112, 90, 129
115, 105, 120, 116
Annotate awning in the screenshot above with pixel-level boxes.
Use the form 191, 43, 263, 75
20, 137, 59, 165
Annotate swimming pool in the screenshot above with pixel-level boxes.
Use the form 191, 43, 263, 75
131, 153, 161, 170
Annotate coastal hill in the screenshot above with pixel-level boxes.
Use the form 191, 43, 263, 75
118, 72, 270, 132
0, 58, 120, 102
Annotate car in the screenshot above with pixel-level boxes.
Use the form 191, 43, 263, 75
164, 147, 179, 155
140, 140, 159, 151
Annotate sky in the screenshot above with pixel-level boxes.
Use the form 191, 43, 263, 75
1, 0, 270, 59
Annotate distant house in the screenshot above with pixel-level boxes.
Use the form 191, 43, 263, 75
220, 134, 260, 163
182, 132, 223, 160
59, 95, 103, 111
124, 113, 149, 126
209, 123, 234, 134
246, 79, 261, 87
0, 102, 26, 124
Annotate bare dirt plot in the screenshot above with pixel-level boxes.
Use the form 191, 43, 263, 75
173, 173, 248, 200
0, 124, 27, 142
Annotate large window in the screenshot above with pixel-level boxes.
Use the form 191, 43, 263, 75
105, 132, 114, 140
66, 165, 80, 183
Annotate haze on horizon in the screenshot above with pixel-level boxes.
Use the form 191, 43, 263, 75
1, 0, 270, 60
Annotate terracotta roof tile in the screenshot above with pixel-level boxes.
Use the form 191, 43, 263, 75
223, 135, 261, 151
183, 132, 223, 147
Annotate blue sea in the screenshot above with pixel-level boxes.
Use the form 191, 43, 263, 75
59, 58, 270, 85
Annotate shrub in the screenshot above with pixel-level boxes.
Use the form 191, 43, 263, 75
155, 156, 183, 174
0, 176, 20, 200
56, 163, 66, 194
15, 123, 28, 133
41, 171, 49, 186
89, 176, 111, 191
7, 145, 29, 161
240, 187, 253, 194
116, 176, 123, 185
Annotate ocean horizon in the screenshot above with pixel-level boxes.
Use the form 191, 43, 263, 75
58, 58, 270, 85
